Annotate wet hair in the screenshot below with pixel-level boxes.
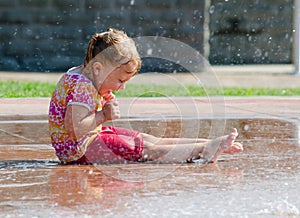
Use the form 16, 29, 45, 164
84, 28, 141, 73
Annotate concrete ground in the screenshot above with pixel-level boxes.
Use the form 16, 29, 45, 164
1, 66, 300, 218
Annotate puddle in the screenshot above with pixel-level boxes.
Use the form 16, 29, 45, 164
0, 160, 59, 169
0, 118, 300, 217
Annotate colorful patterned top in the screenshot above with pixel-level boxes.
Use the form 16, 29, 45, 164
48, 65, 103, 162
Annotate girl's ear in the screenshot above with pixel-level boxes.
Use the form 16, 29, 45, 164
92, 62, 103, 76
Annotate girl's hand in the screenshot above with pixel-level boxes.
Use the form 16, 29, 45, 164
102, 90, 115, 101
102, 100, 120, 121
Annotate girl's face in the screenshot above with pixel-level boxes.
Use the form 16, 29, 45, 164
98, 60, 139, 96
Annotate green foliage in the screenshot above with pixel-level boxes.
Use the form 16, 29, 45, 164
0, 81, 299, 98
117, 84, 300, 97
0, 81, 56, 98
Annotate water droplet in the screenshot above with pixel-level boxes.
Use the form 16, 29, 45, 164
255, 48, 262, 57
209, 5, 215, 14
147, 48, 153, 55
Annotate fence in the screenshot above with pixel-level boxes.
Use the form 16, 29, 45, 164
0, 0, 295, 72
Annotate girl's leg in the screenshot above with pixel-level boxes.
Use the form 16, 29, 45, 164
140, 134, 209, 145
77, 126, 242, 164
140, 128, 243, 163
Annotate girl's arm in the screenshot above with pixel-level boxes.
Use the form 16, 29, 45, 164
64, 100, 120, 138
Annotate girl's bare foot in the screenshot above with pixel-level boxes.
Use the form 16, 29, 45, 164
200, 128, 242, 163
223, 142, 243, 154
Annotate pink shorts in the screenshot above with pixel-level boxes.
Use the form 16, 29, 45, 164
70, 126, 144, 164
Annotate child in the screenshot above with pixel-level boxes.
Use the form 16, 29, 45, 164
48, 28, 243, 164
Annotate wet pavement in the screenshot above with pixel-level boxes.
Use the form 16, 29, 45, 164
1, 69, 300, 217
1, 139, 300, 217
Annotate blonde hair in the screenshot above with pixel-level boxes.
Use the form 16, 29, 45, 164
84, 28, 141, 72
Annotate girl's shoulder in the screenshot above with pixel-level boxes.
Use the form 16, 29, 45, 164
64, 65, 91, 83
67, 65, 84, 74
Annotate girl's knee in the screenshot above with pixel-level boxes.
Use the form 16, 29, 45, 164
138, 133, 159, 144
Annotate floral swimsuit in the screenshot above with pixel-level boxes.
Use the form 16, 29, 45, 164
48, 65, 143, 164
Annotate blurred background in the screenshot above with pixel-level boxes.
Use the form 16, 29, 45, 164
0, 0, 294, 73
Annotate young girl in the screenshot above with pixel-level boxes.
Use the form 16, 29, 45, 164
48, 28, 243, 164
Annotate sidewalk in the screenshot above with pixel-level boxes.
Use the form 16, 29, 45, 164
0, 65, 300, 146
0, 97, 299, 145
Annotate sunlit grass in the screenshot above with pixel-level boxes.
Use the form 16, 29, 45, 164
0, 81, 56, 98
117, 84, 300, 97
0, 81, 299, 98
